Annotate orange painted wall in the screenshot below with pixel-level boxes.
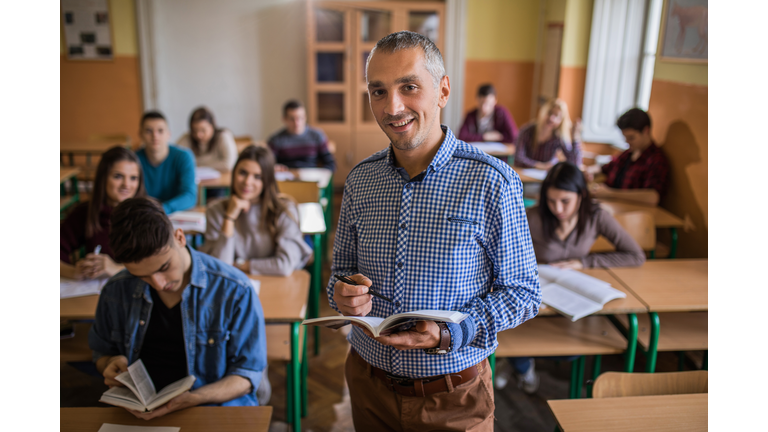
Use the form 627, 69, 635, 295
557, 66, 587, 121
648, 79, 708, 258
463, 60, 537, 128
60, 56, 144, 143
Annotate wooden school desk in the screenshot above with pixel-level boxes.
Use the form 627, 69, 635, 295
598, 199, 685, 258
60, 167, 80, 216
60, 138, 132, 185
60, 406, 272, 432
548, 393, 707, 432
198, 168, 333, 205
493, 268, 647, 398
607, 259, 708, 372
298, 202, 328, 356
59, 270, 310, 431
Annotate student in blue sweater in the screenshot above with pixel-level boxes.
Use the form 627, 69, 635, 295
136, 111, 197, 214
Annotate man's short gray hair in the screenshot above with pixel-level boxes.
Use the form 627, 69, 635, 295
365, 31, 446, 88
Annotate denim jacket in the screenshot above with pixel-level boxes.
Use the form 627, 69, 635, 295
89, 247, 267, 406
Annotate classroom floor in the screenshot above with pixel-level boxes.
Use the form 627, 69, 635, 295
60, 189, 706, 431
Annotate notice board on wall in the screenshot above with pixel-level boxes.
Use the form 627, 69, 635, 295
61, 0, 113, 60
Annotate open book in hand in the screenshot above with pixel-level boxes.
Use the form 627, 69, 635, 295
99, 359, 196, 412
538, 264, 626, 322
302, 310, 469, 337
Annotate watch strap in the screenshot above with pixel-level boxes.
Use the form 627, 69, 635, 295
437, 322, 451, 351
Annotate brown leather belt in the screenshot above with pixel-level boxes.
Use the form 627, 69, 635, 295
351, 349, 486, 397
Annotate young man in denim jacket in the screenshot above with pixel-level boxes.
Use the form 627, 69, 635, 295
88, 197, 267, 420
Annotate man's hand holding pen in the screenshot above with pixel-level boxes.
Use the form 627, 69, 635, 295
333, 274, 442, 350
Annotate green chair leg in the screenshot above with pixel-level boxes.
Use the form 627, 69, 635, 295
586, 355, 602, 398
569, 356, 585, 399
678, 351, 686, 371
702, 351, 708, 370
289, 322, 301, 430
669, 228, 678, 259
488, 353, 496, 383
312, 233, 322, 355
285, 362, 292, 424
608, 313, 638, 372
645, 312, 660, 373
301, 326, 308, 418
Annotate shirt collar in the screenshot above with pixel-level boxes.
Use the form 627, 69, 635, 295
385, 125, 457, 175
187, 246, 208, 290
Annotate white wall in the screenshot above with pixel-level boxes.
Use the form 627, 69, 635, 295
139, 0, 307, 141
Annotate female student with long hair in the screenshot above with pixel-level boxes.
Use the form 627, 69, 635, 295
202, 145, 311, 276
177, 106, 238, 171
514, 98, 583, 169
60, 146, 147, 279
497, 162, 645, 393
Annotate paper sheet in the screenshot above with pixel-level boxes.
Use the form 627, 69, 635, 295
60, 278, 107, 298
98, 424, 180, 432
469, 142, 509, 154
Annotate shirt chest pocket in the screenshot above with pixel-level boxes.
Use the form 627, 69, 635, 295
196, 330, 231, 348
442, 216, 484, 262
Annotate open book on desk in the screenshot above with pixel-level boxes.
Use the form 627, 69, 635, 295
60, 277, 108, 299
302, 310, 469, 337
99, 359, 196, 412
538, 265, 626, 322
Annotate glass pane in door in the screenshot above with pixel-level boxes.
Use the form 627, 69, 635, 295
317, 92, 344, 122
317, 52, 344, 82
361, 10, 391, 43
316, 8, 344, 42
409, 11, 439, 44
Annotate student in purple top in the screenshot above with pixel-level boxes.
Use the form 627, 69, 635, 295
60, 146, 147, 280
457, 83, 518, 143
514, 98, 582, 169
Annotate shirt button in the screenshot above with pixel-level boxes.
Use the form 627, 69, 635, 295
405, 183, 412, 189
395, 301, 401, 307
208, 338, 215, 345
400, 223, 406, 229
397, 262, 403, 268
139, 320, 145, 326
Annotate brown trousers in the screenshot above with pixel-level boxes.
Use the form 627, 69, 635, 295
345, 351, 495, 432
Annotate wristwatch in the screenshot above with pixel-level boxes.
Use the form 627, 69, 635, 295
424, 322, 452, 355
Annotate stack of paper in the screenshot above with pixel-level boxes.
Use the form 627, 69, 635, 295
274, 171, 296, 181
169, 211, 206, 233
61, 277, 108, 298
194, 167, 221, 183
469, 142, 509, 154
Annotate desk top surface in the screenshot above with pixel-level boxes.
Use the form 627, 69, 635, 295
60, 406, 272, 432
536, 268, 648, 316
607, 259, 708, 312
547, 393, 707, 432
598, 199, 685, 228
60, 167, 80, 182
60, 270, 311, 323
60, 140, 129, 152
200, 168, 332, 189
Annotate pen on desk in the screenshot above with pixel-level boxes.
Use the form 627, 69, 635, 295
94, 245, 102, 255
334, 274, 393, 303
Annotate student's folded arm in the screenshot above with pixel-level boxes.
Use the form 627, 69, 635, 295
327, 185, 359, 314
498, 107, 518, 143
459, 178, 542, 351
224, 282, 267, 399
603, 188, 660, 206
512, 129, 537, 168
162, 150, 198, 214
249, 206, 311, 276
200, 204, 236, 264
583, 209, 646, 268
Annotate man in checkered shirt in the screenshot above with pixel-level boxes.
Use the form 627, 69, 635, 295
327, 31, 541, 431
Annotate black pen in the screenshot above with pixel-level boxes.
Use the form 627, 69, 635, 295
334, 274, 393, 303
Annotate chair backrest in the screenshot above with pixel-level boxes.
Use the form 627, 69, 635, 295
590, 210, 656, 252
234, 135, 254, 154
278, 180, 319, 203
592, 371, 708, 398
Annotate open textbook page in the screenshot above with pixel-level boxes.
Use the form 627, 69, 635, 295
538, 265, 626, 321
100, 359, 195, 412
302, 309, 469, 337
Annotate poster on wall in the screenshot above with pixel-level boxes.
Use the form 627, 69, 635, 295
61, 0, 113, 60
658, 0, 707, 63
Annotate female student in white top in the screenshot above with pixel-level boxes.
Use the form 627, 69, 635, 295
497, 162, 645, 394
202, 145, 312, 276
176, 106, 238, 171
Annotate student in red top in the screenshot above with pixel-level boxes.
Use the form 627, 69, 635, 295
588, 108, 670, 206
457, 83, 518, 143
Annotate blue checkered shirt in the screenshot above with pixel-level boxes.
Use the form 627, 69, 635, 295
327, 126, 541, 378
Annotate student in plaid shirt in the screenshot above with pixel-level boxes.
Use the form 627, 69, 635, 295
589, 108, 670, 206
327, 31, 540, 431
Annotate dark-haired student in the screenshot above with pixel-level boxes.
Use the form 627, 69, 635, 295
136, 111, 197, 213
457, 83, 518, 143
587, 107, 670, 206
267, 100, 336, 172
497, 162, 645, 393
176, 106, 238, 172
201, 145, 311, 276
89, 197, 267, 420
60, 146, 146, 280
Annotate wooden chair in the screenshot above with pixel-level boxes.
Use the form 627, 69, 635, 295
266, 324, 308, 418
593, 370, 707, 398
590, 210, 656, 253
277, 181, 320, 204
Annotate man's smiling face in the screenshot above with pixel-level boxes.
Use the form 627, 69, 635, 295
366, 48, 449, 152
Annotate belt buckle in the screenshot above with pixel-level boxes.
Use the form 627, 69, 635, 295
385, 373, 413, 386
